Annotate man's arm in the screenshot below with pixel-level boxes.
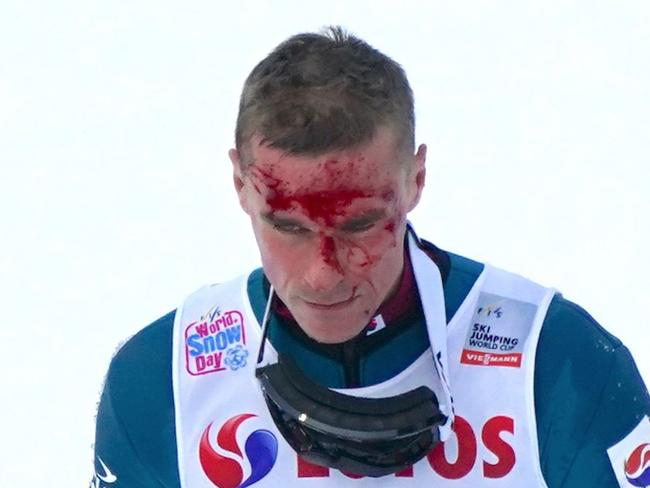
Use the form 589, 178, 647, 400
91, 311, 180, 487
536, 297, 650, 487
562, 344, 649, 487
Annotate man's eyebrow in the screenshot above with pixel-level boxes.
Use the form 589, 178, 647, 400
339, 209, 386, 230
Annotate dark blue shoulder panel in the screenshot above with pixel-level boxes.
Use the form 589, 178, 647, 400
94, 310, 180, 487
443, 251, 485, 322
247, 267, 267, 326
536, 295, 650, 487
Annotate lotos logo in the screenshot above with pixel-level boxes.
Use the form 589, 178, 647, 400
625, 443, 650, 487
199, 413, 278, 488
298, 415, 516, 480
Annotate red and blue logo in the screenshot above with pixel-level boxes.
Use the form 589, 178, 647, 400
625, 443, 650, 487
199, 413, 278, 488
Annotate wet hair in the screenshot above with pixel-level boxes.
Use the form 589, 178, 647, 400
235, 26, 415, 164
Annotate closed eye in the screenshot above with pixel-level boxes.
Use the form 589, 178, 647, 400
339, 210, 385, 233
272, 222, 309, 235
262, 213, 311, 235
340, 220, 376, 233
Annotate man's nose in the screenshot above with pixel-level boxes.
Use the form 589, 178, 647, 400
303, 235, 345, 292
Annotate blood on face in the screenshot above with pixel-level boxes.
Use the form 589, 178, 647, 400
249, 157, 401, 272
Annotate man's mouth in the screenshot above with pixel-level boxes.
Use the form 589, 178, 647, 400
301, 294, 358, 311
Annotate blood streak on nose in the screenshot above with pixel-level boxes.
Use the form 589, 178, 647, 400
320, 235, 343, 274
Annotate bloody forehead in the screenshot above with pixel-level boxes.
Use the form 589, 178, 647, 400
249, 158, 392, 226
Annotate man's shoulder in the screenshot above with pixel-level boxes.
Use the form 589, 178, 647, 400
441, 246, 631, 399
535, 292, 641, 417
109, 309, 177, 377
535, 295, 649, 486
96, 310, 180, 486
103, 310, 178, 429
103, 309, 177, 430
438, 244, 619, 352
538, 294, 623, 378
110, 272, 261, 373
437, 246, 648, 486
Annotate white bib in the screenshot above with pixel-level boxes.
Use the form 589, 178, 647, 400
172, 241, 555, 487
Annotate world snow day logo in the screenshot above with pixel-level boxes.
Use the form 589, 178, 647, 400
185, 306, 249, 375
624, 443, 650, 487
199, 414, 278, 488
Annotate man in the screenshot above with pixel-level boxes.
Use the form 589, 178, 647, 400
92, 27, 649, 487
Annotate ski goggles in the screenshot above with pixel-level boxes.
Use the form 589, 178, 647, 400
255, 289, 447, 477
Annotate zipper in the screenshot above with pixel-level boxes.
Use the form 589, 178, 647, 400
341, 338, 361, 387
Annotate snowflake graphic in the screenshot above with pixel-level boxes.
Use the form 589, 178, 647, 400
224, 345, 249, 371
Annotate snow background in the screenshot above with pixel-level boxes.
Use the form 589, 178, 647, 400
0, 1, 648, 486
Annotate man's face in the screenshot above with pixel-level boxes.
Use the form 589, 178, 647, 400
230, 127, 426, 343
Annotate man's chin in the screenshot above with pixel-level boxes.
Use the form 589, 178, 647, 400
282, 297, 373, 343
292, 311, 368, 344
301, 325, 367, 344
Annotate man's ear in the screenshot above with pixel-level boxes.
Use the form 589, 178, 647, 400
229, 148, 250, 214
406, 143, 427, 212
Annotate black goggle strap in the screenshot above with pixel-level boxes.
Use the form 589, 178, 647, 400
256, 284, 276, 367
